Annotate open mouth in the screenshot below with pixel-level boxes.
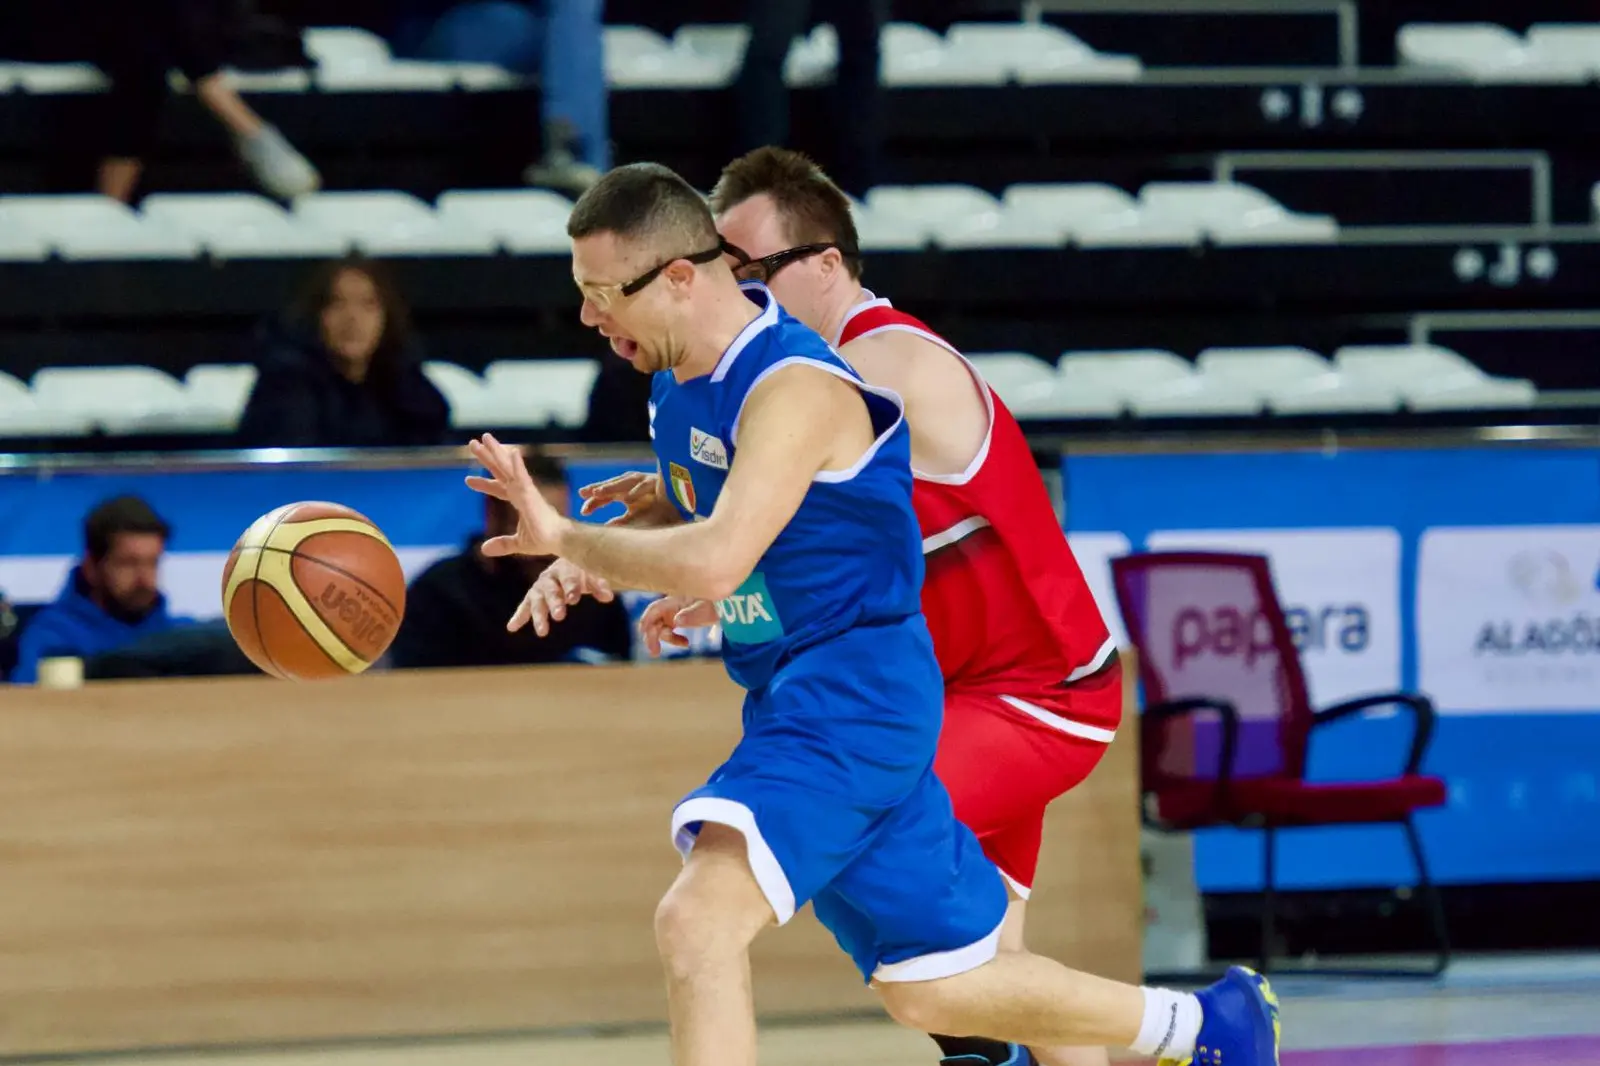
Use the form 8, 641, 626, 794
610, 335, 640, 362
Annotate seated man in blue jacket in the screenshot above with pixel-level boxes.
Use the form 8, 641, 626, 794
11, 495, 184, 684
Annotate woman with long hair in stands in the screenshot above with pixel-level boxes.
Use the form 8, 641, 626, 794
237, 255, 450, 449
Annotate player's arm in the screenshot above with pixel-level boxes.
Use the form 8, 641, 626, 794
548, 365, 854, 601
841, 330, 987, 477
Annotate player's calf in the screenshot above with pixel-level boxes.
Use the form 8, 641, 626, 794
876, 957, 1280, 1066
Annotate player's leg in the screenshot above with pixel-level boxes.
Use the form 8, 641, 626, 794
654, 821, 778, 1066
849, 771, 1279, 1065
659, 664, 928, 1066
927, 691, 1115, 1066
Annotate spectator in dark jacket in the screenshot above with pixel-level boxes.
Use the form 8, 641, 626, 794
11, 496, 189, 684
237, 256, 451, 448
388, 452, 632, 669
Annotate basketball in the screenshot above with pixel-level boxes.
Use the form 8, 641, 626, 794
220, 502, 407, 681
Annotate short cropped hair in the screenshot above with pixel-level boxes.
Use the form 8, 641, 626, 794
84, 495, 170, 559
566, 162, 719, 254
709, 147, 863, 279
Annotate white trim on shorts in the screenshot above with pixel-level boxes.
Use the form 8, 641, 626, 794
671, 796, 798, 926
870, 914, 1006, 984
999, 869, 1033, 900
998, 694, 1117, 744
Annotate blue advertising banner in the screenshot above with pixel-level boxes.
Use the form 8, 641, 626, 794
0, 455, 721, 663
1063, 445, 1600, 890
2, 444, 1597, 889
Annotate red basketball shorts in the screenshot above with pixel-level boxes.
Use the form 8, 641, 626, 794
932, 663, 1122, 896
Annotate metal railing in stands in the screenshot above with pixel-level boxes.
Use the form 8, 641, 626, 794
0, 423, 1595, 477
1213, 149, 1556, 231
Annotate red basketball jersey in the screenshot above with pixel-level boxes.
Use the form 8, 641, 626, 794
837, 297, 1117, 730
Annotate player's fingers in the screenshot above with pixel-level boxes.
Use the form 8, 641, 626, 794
592, 578, 615, 602
467, 437, 507, 479
579, 472, 640, 499
463, 475, 509, 500
479, 534, 519, 557
556, 567, 583, 601
507, 594, 533, 633
540, 579, 568, 621
661, 630, 690, 649
531, 591, 557, 636
577, 473, 626, 497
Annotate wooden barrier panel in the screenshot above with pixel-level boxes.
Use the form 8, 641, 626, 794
0, 661, 1139, 1056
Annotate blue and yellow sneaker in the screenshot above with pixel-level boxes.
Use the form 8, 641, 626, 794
1160, 966, 1281, 1066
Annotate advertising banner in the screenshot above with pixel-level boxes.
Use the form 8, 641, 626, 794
1418, 525, 1600, 713
1144, 528, 1403, 706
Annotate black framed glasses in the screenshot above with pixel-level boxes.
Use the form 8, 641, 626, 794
723, 241, 858, 285
578, 242, 727, 311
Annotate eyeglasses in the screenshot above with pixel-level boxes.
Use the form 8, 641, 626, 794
576, 243, 727, 311
723, 241, 858, 285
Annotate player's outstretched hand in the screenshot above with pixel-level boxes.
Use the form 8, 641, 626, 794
578, 469, 663, 525
638, 596, 717, 658
465, 433, 564, 558
510, 558, 615, 636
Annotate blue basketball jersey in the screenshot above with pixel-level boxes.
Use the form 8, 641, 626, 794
649, 282, 926, 691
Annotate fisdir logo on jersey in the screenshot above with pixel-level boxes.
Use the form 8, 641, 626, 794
689, 427, 729, 470
1171, 603, 1370, 669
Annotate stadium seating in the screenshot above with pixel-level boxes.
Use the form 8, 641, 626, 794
0, 0, 1597, 451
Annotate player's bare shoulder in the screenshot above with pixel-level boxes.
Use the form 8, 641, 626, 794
837, 329, 989, 477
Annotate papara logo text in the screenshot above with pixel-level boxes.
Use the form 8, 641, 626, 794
1171, 606, 1276, 669
1172, 603, 1369, 669
1284, 603, 1370, 654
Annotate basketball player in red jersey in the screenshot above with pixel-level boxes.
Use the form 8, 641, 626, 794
522, 149, 1128, 1066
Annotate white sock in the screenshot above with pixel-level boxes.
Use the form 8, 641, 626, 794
1130, 986, 1204, 1059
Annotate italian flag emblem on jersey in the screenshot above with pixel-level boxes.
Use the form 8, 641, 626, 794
669, 461, 696, 514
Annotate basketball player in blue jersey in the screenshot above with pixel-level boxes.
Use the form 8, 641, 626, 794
464, 162, 1281, 1066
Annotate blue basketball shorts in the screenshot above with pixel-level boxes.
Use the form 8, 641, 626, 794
670, 619, 1009, 983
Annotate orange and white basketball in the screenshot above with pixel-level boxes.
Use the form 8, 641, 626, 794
221, 502, 407, 681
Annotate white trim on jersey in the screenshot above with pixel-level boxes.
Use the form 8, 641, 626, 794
1000, 869, 1034, 899
1066, 634, 1119, 684
711, 282, 783, 384
999, 694, 1117, 744
832, 289, 894, 347
729, 355, 907, 485
921, 515, 992, 555
834, 294, 998, 488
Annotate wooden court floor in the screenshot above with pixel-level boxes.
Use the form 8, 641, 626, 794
35, 961, 1600, 1066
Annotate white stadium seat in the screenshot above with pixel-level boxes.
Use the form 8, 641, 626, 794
435, 189, 575, 255
0, 195, 201, 260
1333, 344, 1538, 411
290, 192, 497, 256
483, 359, 601, 428
140, 193, 348, 259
